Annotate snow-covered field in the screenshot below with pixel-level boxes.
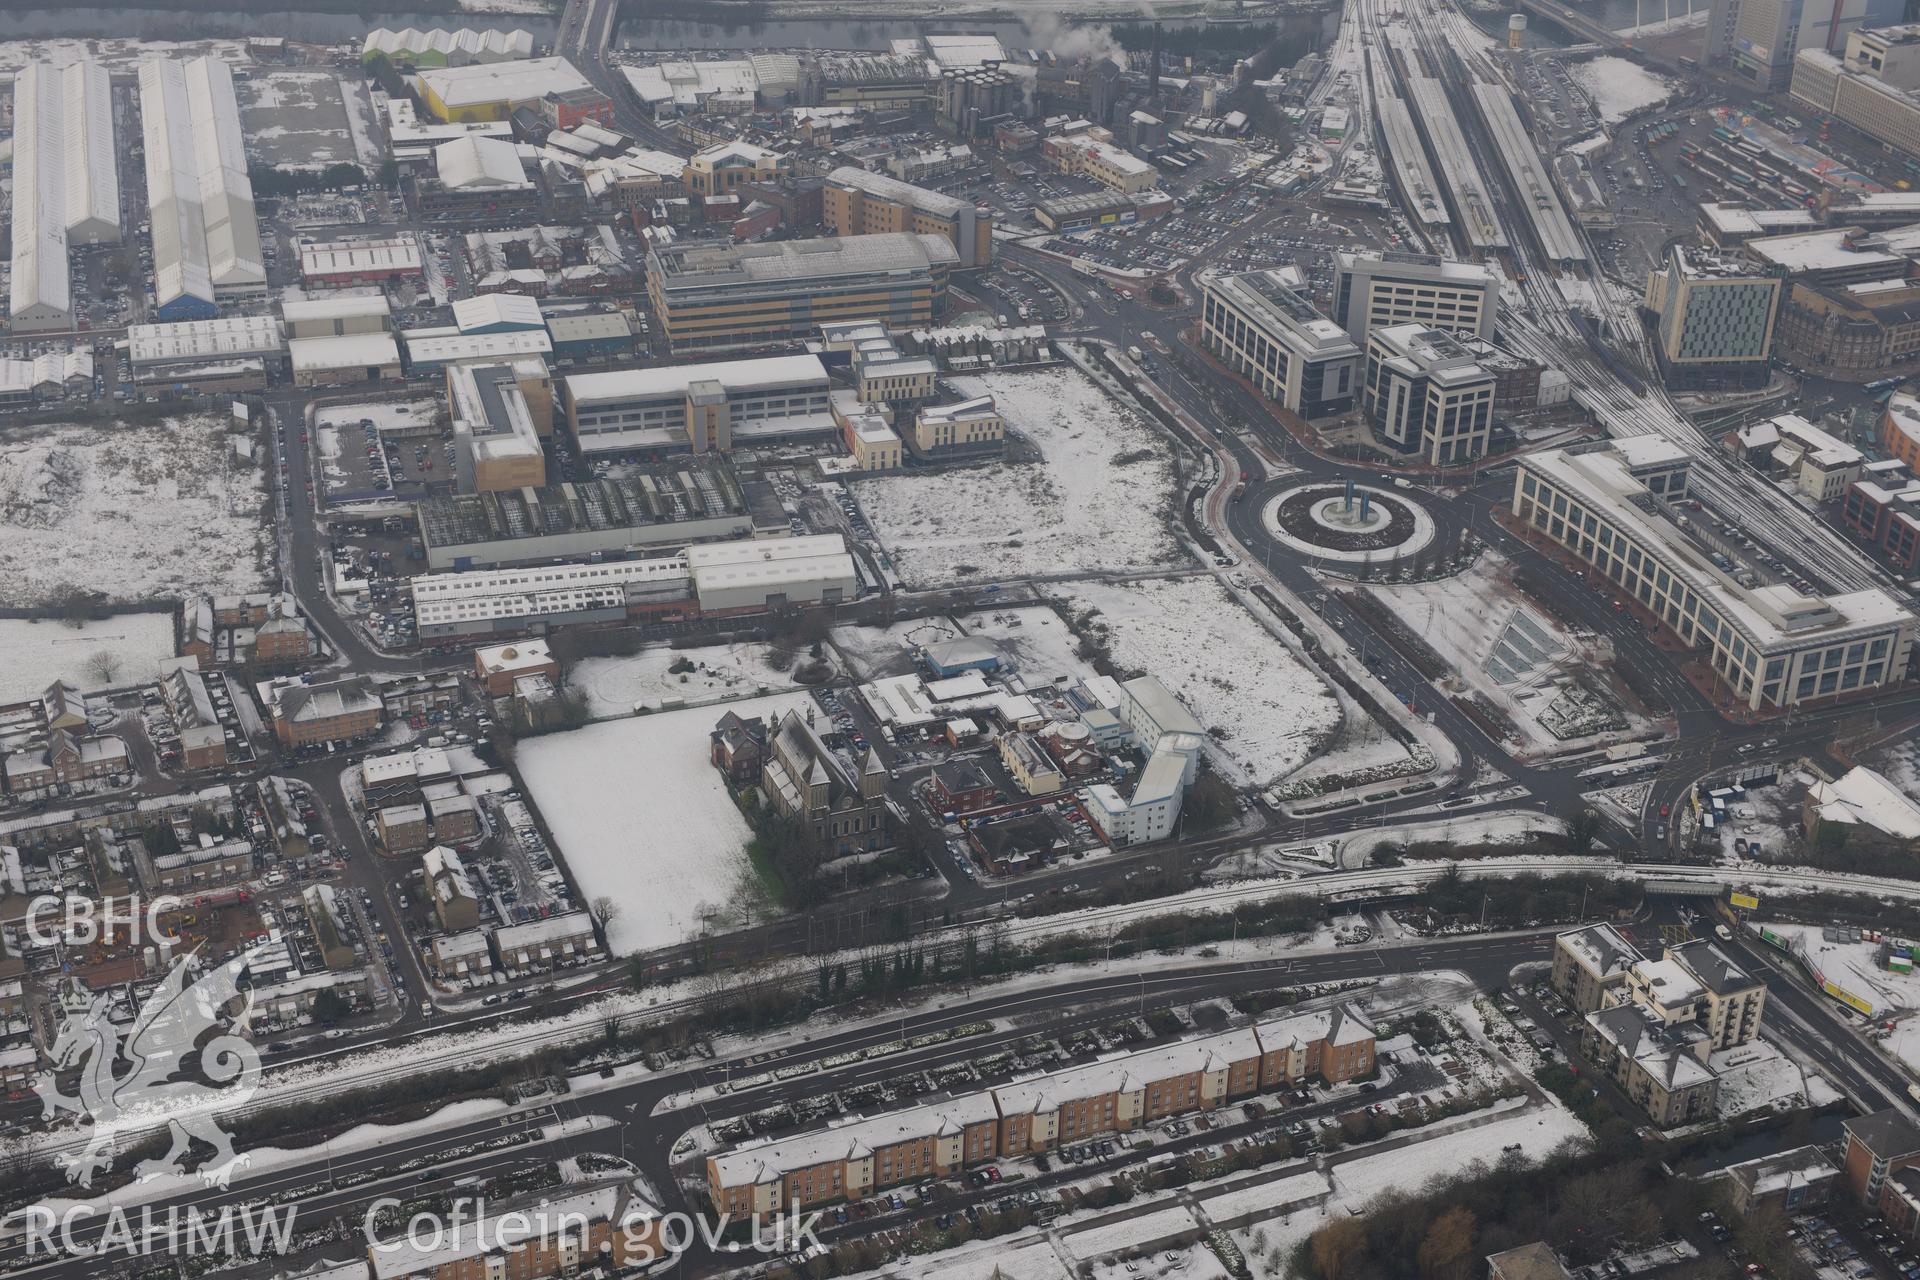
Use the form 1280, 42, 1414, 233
1364, 554, 1646, 755
1059, 576, 1340, 786
850, 367, 1182, 586
570, 642, 814, 717
1872, 739, 1920, 807
832, 606, 1098, 688
515, 692, 814, 954
0, 415, 270, 607
832, 616, 967, 680
1568, 56, 1677, 124
0, 613, 176, 703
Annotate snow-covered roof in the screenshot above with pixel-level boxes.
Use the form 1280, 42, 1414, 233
494, 909, 597, 949
684, 533, 855, 594
281, 294, 391, 325
451, 292, 543, 333
1632, 957, 1705, 1007
434, 134, 529, 190
288, 333, 401, 372
1555, 923, 1643, 978
564, 354, 827, 407
10, 60, 119, 325
419, 57, 593, 111
129, 314, 283, 364
367, 1187, 625, 1280
621, 59, 760, 109
474, 639, 553, 677
138, 56, 264, 310
1809, 767, 1920, 839
362, 27, 534, 63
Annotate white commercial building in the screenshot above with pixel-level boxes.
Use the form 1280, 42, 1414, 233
1332, 251, 1497, 347
1514, 441, 1916, 709
9, 59, 119, 333
413, 557, 692, 639
433, 135, 530, 191
561, 354, 833, 454
685, 534, 858, 612
128, 315, 285, 373
138, 56, 266, 320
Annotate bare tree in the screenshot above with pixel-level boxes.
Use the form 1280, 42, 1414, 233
84, 649, 120, 688
589, 895, 623, 928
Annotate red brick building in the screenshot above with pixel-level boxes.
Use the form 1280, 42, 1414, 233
930, 760, 997, 814
1844, 1110, 1920, 1217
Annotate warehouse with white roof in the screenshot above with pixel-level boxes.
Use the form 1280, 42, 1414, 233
10, 59, 119, 333
685, 534, 859, 613
139, 56, 266, 320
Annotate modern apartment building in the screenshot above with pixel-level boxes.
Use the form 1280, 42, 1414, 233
1550, 923, 1643, 1013
1581, 1003, 1720, 1126
1622, 939, 1767, 1050
1842, 1109, 1920, 1206
646, 233, 957, 355
1642, 245, 1783, 390
1513, 441, 1916, 709
1362, 323, 1496, 464
1332, 251, 1498, 347
1200, 269, 1360, 420
706, 1005, 1375, 1217
824, 166, 993, 268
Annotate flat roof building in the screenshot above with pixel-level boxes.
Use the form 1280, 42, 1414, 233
562, 354, 833, 455
1332, 251, 1497, 347
1515, 441, 1916, 709
1643, 245, 1783, 391
685, 533, 859, 613
281, 294, 392, 339
448, 361, 546, 493
823, 166, 993, 268
405, 328, 553, 371
415, 466, 759, 571
415, 556, 692, 639
418, 56, 595, 123
1200, 269, 1360, 419
288, 333, 403, 387
1364, 323, 1496, 465
129, 315, 285, 372
647, 233, 958, 355
300, 237, 424, 285
138, 56, 266, 320
10, 59, 119, 334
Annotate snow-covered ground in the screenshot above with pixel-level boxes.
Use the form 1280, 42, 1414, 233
1870, 739, 1920, 807
1339, 812, 1569, 867
1711, 1039, 1840, 1118
570, 642, 814, 718
1059, 576, 1341, 786
0, 614, 176, 703
1363, 554, 1649, 756
851, 367, 1183, 586
316, 399, 439, 435
1757, 923, 1920, 1074
831, 616, 967, 680
515, 692, 815, 954
0, 415, 270, 607
832, 606, 1100, 689
1567, 56, 1678, 124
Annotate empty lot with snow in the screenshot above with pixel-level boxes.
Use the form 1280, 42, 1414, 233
570, 641, 818, 718
0, 415, 270, 608
515, 692, 816, 954
0, 613, 177, 703
1059, 576, 1341, 785
850, 367, 1182, 586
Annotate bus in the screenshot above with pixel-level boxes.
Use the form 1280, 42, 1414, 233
1736, 139, 1766, 159
1712, 126, 1737, 143
1781, 115, 1802, 130
1673, 173, 1689, 190
1728, 169, 1757, 188
1866, 376, 1902, 392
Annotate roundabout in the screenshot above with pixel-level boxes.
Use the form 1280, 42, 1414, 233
1260, 482, 1436, 567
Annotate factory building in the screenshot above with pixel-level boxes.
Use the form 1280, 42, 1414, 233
139, 56, 266, 319
418, 57, 608, 126
414, 466, 771, 571
1514, 440, 1916, 710
448, 361, 547, 493
562, 355, 834, 455
823, 167, 992, 268
938, 66, 1018, 138
1332, 251, 1498, 348
360, 27, 534, 68
1199, 269, 1360, 420
128, 315, 286, 381
288, 334, 404, 387
1363, 324, 1496, 465
280, 294, 392, 340
10, 60, 119, 333
685, 534, 859, 614
546, 311, 635, 361
647, 233, 957, 355
1642, 245, 1783, 390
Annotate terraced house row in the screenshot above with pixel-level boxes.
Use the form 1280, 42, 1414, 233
706, 1003, 1375, 1217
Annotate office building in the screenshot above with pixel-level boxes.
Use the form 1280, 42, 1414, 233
1776, 275, 1920, 375
448, 361, 547, 493
1642, 245, 1783, 390
1332, 251, 1498, 347
1514, 440, 1917, 709
1731, 0, 1901, 90
138, 56, 266, 320
9, 60, 119, 333
417, 57, 601, 124
1363, 324, 1496, 464
647, 233, 957, 355
682, 140, 788, 196
1843, 1109, 1920, 1206
1793, 25, 1920, 154
1199, 269, 1360, 419
911, 396, 1005, 461
823, 166, 993, 268
561, 355, 833, 454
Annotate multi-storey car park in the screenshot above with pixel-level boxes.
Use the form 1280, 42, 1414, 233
1514, 440, 1917, 710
